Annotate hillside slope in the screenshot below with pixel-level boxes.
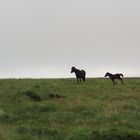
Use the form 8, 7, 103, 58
0, 78, 140, 140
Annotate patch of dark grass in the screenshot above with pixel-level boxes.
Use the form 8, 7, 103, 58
0, 113, 33, 125
69, 129, 140, 140
33, 85, 40, 89
0, 114, 10, 123
48, 93, 65, 99
16, 126, 64, 139
42, 93, 66, 100
22, 90, 41, 101
40, 103, 59, 112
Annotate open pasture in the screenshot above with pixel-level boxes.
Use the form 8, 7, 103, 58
0, 78, 140, 140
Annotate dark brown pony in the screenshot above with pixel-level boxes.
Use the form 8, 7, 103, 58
105, 72, 124, 85
71, 67, 86, 83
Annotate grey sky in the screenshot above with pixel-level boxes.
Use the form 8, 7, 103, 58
0, 0, 140, 78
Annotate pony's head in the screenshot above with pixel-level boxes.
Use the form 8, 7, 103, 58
105, 72, 109, 77
71, 66, 76, 73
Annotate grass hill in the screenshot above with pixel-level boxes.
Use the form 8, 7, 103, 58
0, 78, 140, 140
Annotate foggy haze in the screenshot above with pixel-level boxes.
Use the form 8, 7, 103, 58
0, 0, 140, 78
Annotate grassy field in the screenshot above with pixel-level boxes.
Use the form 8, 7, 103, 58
0, 78, 140, 140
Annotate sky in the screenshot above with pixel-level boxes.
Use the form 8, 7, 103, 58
0, 0, 140, 78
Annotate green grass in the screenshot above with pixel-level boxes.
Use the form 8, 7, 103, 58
0, 78, 140, 140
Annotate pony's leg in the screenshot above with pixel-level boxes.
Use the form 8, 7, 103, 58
79, 78, 81, 83
111, 79, 116, 85
77, 78, 79, 84
120, 78, 124, 85
83, 77, 85, 82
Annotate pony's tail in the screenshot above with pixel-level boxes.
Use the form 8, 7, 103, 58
120, 74, 124, 77
81, 70, 86, 82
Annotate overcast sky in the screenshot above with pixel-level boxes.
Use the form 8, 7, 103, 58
0, 0, 140, 78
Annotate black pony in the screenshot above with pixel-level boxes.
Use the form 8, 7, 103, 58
71, 67, 86, 83
105, 72, 124, 85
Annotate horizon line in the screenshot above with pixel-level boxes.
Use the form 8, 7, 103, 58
0, 76, 140, 79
